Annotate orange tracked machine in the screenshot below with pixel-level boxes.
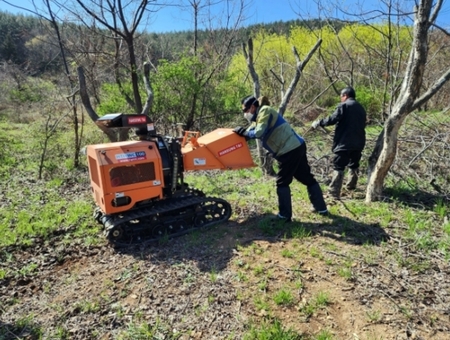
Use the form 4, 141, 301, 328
86, 113, 255, 245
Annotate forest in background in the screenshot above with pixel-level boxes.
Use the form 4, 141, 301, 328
1, 0, 450, 201
2, 8, 449, 133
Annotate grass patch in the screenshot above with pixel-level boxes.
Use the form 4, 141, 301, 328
0, 198, 98, 247
0, 315, 43, 339
243, 318, 302, 340
273, 287, 294, 306
301, 291, 331, 317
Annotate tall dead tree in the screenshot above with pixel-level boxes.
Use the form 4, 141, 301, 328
366, 0, 450, 202
69, 0, 157, 115
78, 63, 154, 142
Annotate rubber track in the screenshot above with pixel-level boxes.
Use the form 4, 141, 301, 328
101, 195, 232, 247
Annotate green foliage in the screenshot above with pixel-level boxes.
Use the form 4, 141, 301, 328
0, 315, 43, 339
281, 248, 294, 258
0, 122, 25, 178
97, 82, 136, 115
273, 288, 294, 306
152, 57, 202, 120
151, 55, 241, 131
215, 69, 249, 112
301, 291, 331, 317
2, 14, 450, 339
117, 319, 174, 340
0, 120, 100, 248
355, 86, 385, 116
315, 329, 334, 340
254, 296, 271, 312
324, 84, 382, 117
5, 78, 55, 104
227, 21, 415, 116
434, 198, 449, 218
74, 299, 101, 314
290, 225, 312, 239
0, 198, 94, 247
8, 85, 43, 103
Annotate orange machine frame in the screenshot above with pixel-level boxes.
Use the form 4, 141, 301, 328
87, 128, 256, 215
87, 140, 165, 215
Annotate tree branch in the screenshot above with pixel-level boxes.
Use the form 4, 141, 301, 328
141, 62, 154, 116
279, 39, 322, 115
412, 66, 450, 111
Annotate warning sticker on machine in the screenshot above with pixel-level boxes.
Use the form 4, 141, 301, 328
115, 151, 146, 163
218, 143, 243, 157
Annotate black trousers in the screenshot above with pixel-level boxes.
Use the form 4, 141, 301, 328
276, 143, 318, 188
332, 150, 362, 171
274, 143, 326, 218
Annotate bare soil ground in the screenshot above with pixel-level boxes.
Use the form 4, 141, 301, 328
1, 192, 449, 339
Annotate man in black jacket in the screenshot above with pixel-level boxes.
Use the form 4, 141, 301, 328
311, 87, 366, 199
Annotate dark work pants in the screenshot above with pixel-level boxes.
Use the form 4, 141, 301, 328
275, 143, 322, 218
276, 143, 318, 188
332, 150, 362, 171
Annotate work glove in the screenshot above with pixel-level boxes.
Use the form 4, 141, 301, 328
311, 119, 321, 129
233, 126, 248, 137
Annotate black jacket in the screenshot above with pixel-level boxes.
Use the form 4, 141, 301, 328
319, 98, 366, 153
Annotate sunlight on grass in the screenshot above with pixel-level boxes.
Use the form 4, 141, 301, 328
337, 266, 353, 279
443, 223, 450, 236
273, 287, 294, 306
116, 318, 170, 340
433, 198, 449, 218
0, 197, 99, 247
315, 328, 334, 340
366, 309, 382, 322
301, 291, 331, 317
243, 319, 300, 340
209, 267, 218, 283
253, 296, 271, 312
253, 264, 265, 276
281, 248, 294, 258
291, 224, 312, 239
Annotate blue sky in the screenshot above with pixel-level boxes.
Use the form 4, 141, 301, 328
1, 0, 308, 32
1, 0, 450, 33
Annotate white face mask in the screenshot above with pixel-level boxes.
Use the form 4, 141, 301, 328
244, 112, 254, 122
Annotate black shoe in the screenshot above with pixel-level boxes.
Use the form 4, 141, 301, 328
276, 213, 292, 223
310, 207, 329, 216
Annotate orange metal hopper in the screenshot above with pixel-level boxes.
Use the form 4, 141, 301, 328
181, 128, 256, 171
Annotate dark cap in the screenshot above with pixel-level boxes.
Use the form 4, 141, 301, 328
241, 95, 257, 111
340, 87, 356, 98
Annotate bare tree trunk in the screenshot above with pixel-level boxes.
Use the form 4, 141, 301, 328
73, 0, 150, 114
366, 114, 406, 200
77, 67, 118, 142
141, 62, 154, 117
43, 0, 83, 168
242, 38, 271, 173
126, 37, 143, 113
365, 0, 450, 202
